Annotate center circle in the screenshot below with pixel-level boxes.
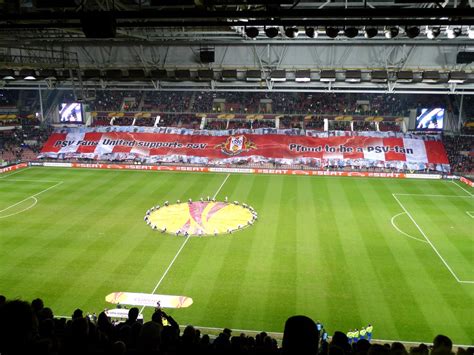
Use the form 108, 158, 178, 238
145, 200, 257, 236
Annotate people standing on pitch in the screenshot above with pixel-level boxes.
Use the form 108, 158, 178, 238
366, 324, 373, 341
316, 320, 323, 333
321, 328, 328, 343
359, 326, 367, 340
353, 328, 360, 343
347, 329, 354, 344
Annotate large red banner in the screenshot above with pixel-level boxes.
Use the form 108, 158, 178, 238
40, 130, 449, 165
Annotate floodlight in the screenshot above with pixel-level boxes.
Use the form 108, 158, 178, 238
384, 26, 399, 38
405, 26, 420, 38
364, 27, 378, 38
284, 27, 299, 38
426, 27, 441, 39
245, 27, 259, 38
0, 69, 15, 80
264, 26, 279, 38
305, 27, 317, 38
446, 27, 461, 39
326, 27, 339, 38
20, 69, 36, 80
344, 27, 359, 38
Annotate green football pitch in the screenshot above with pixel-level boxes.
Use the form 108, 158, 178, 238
0, 167, 473, 345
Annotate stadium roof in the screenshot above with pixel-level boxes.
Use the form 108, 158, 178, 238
0, 0, 473, 94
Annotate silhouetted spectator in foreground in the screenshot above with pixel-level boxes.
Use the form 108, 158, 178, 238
124, 307, 140, 327
282, 315, 320, 355
432, 335, 453, 355
369, 344, 391, 355
0, 300, 38, 354
331, 331, 352, 354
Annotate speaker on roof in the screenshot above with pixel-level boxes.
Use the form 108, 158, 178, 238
81, 12, 116, 38
456, 52, 474, 64
200, 50, 215, 63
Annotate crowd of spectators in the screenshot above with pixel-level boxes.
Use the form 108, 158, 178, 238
142, 92, 193, 113
304, 118, 324, 131
0, 126, 51, 163
0, 296, 471, 355
442, 135, 474, 174
379, 122, 401, 132
2, 89, 468, 129
93, 91, 141, 112
45, 90, 451, 119
89, 114, 401, 132
280, 117, 302, 129
188, 92, 447, 117
205, 120, 227, 130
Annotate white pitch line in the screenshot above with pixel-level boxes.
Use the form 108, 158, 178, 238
212, 173, 230, 200
0, 197, 37, 219
139, 173, 231, 313
0, 181, 63, 214
390, 212, 428, 244
0, 167, 30, 179
0, 179, 63, 183
145, 236, 191, 297
451, 180, 474, 197
392, 193, 464, 283
393, 193, 472, 198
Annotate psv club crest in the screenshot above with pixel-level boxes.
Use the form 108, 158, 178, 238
216, 135, 257, 156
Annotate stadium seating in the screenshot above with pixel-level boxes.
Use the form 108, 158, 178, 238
443, 135, 474, 173
0, 296, 470, 355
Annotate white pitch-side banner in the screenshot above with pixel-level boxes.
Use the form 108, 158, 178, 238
105, 292, 193, 308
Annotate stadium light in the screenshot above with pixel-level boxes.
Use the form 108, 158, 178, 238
326, 27, 339, 38
20, 69, 36, 80
371, 71, 388, 83
364, 27, 378, 38
344, 27, 359, 38
345, 70, 361, 83
320, 70, 336, 82
270, 70, 286, 82
396, 70, 413, 83
422, 71, 440, 83
448, 71, 467, 84
469, 27, 474, 39
405, 26, 420, 38
426, 27, 441, 40
264, 26, 279, 38
245, 26, 259, 39
446, 27, 462, 39
284, 27, 299, 38
305, 27, 317, 38
0, 69, 15, 80
384, 26, 399, 38
295, 70, 311, 82
246, 70, 262, 81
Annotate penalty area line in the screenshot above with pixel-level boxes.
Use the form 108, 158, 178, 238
0, 181, 63, 216
392, 193, 465, 284
140, 173, 231, 314
390, 212, 428, 244
451, 180, 474, 197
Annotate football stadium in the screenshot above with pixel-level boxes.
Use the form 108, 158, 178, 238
0, 1, 473, 354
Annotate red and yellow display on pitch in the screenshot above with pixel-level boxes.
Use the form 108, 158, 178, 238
147, 201, 255, 236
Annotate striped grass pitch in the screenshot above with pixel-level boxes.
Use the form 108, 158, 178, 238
0, 167, 472, 345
